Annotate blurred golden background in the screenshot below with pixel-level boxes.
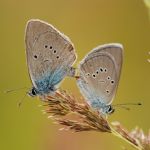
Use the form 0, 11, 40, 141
0, 0, 150, 150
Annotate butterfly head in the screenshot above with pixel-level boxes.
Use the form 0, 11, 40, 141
102, 105, 115, 115
27, 85, 57, 97
28, 87, 38, 97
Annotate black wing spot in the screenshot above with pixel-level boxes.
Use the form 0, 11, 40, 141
104, 68, 107, 72
50, 46, 53, 49
100, 67, 103, 72
86, 73, 90, 76
34, 55, 38, 59
92, 74, 96, 78
111, 80, 115, 84
45, 45, 48, 48
96, 70, 99, 74
53, 50, 57, 53
107, 76, 111, 80
56, 56, 59, 59
106, 90, 109, 93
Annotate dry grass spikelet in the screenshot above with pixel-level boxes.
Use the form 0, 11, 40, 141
41, 89, 149, 150
43, 90, 111, 133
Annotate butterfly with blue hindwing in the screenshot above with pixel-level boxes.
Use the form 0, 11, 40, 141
77, 43, 123, 115
25, 19, 77, 98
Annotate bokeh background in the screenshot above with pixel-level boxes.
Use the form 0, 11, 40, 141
0, 0, 150, 150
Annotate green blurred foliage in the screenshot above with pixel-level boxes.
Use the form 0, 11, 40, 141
144, 0, 150, 19
144, 0, 150, 8
0, 0, 150, 150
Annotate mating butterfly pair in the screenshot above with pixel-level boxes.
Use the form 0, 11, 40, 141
25, 19, 123, 115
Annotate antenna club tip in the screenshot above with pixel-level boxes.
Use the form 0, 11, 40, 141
17, 102, 21, 108
138, 103, 142, 105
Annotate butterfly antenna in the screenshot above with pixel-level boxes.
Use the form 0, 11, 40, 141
113, 102, 142, 106
114, 105, 131, 111
4, 87, 29, 94
17, 93, 27, 107
113, 102, 142, 111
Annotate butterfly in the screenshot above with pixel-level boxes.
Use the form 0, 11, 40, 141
77, 43, 123, 114
25, 19, 77, 97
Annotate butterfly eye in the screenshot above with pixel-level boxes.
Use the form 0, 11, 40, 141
31, 88, 37, 96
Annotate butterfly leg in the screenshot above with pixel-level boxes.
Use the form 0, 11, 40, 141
75, 75, 80, 79
66, 67, 76, 77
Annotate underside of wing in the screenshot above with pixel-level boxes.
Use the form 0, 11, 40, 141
85, 43, 123, 77
25, 19, 77, 91
77, 43, 123, 105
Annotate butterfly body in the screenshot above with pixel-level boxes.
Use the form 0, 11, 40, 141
25, 19, 77, 97
77, 43, 123, 115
